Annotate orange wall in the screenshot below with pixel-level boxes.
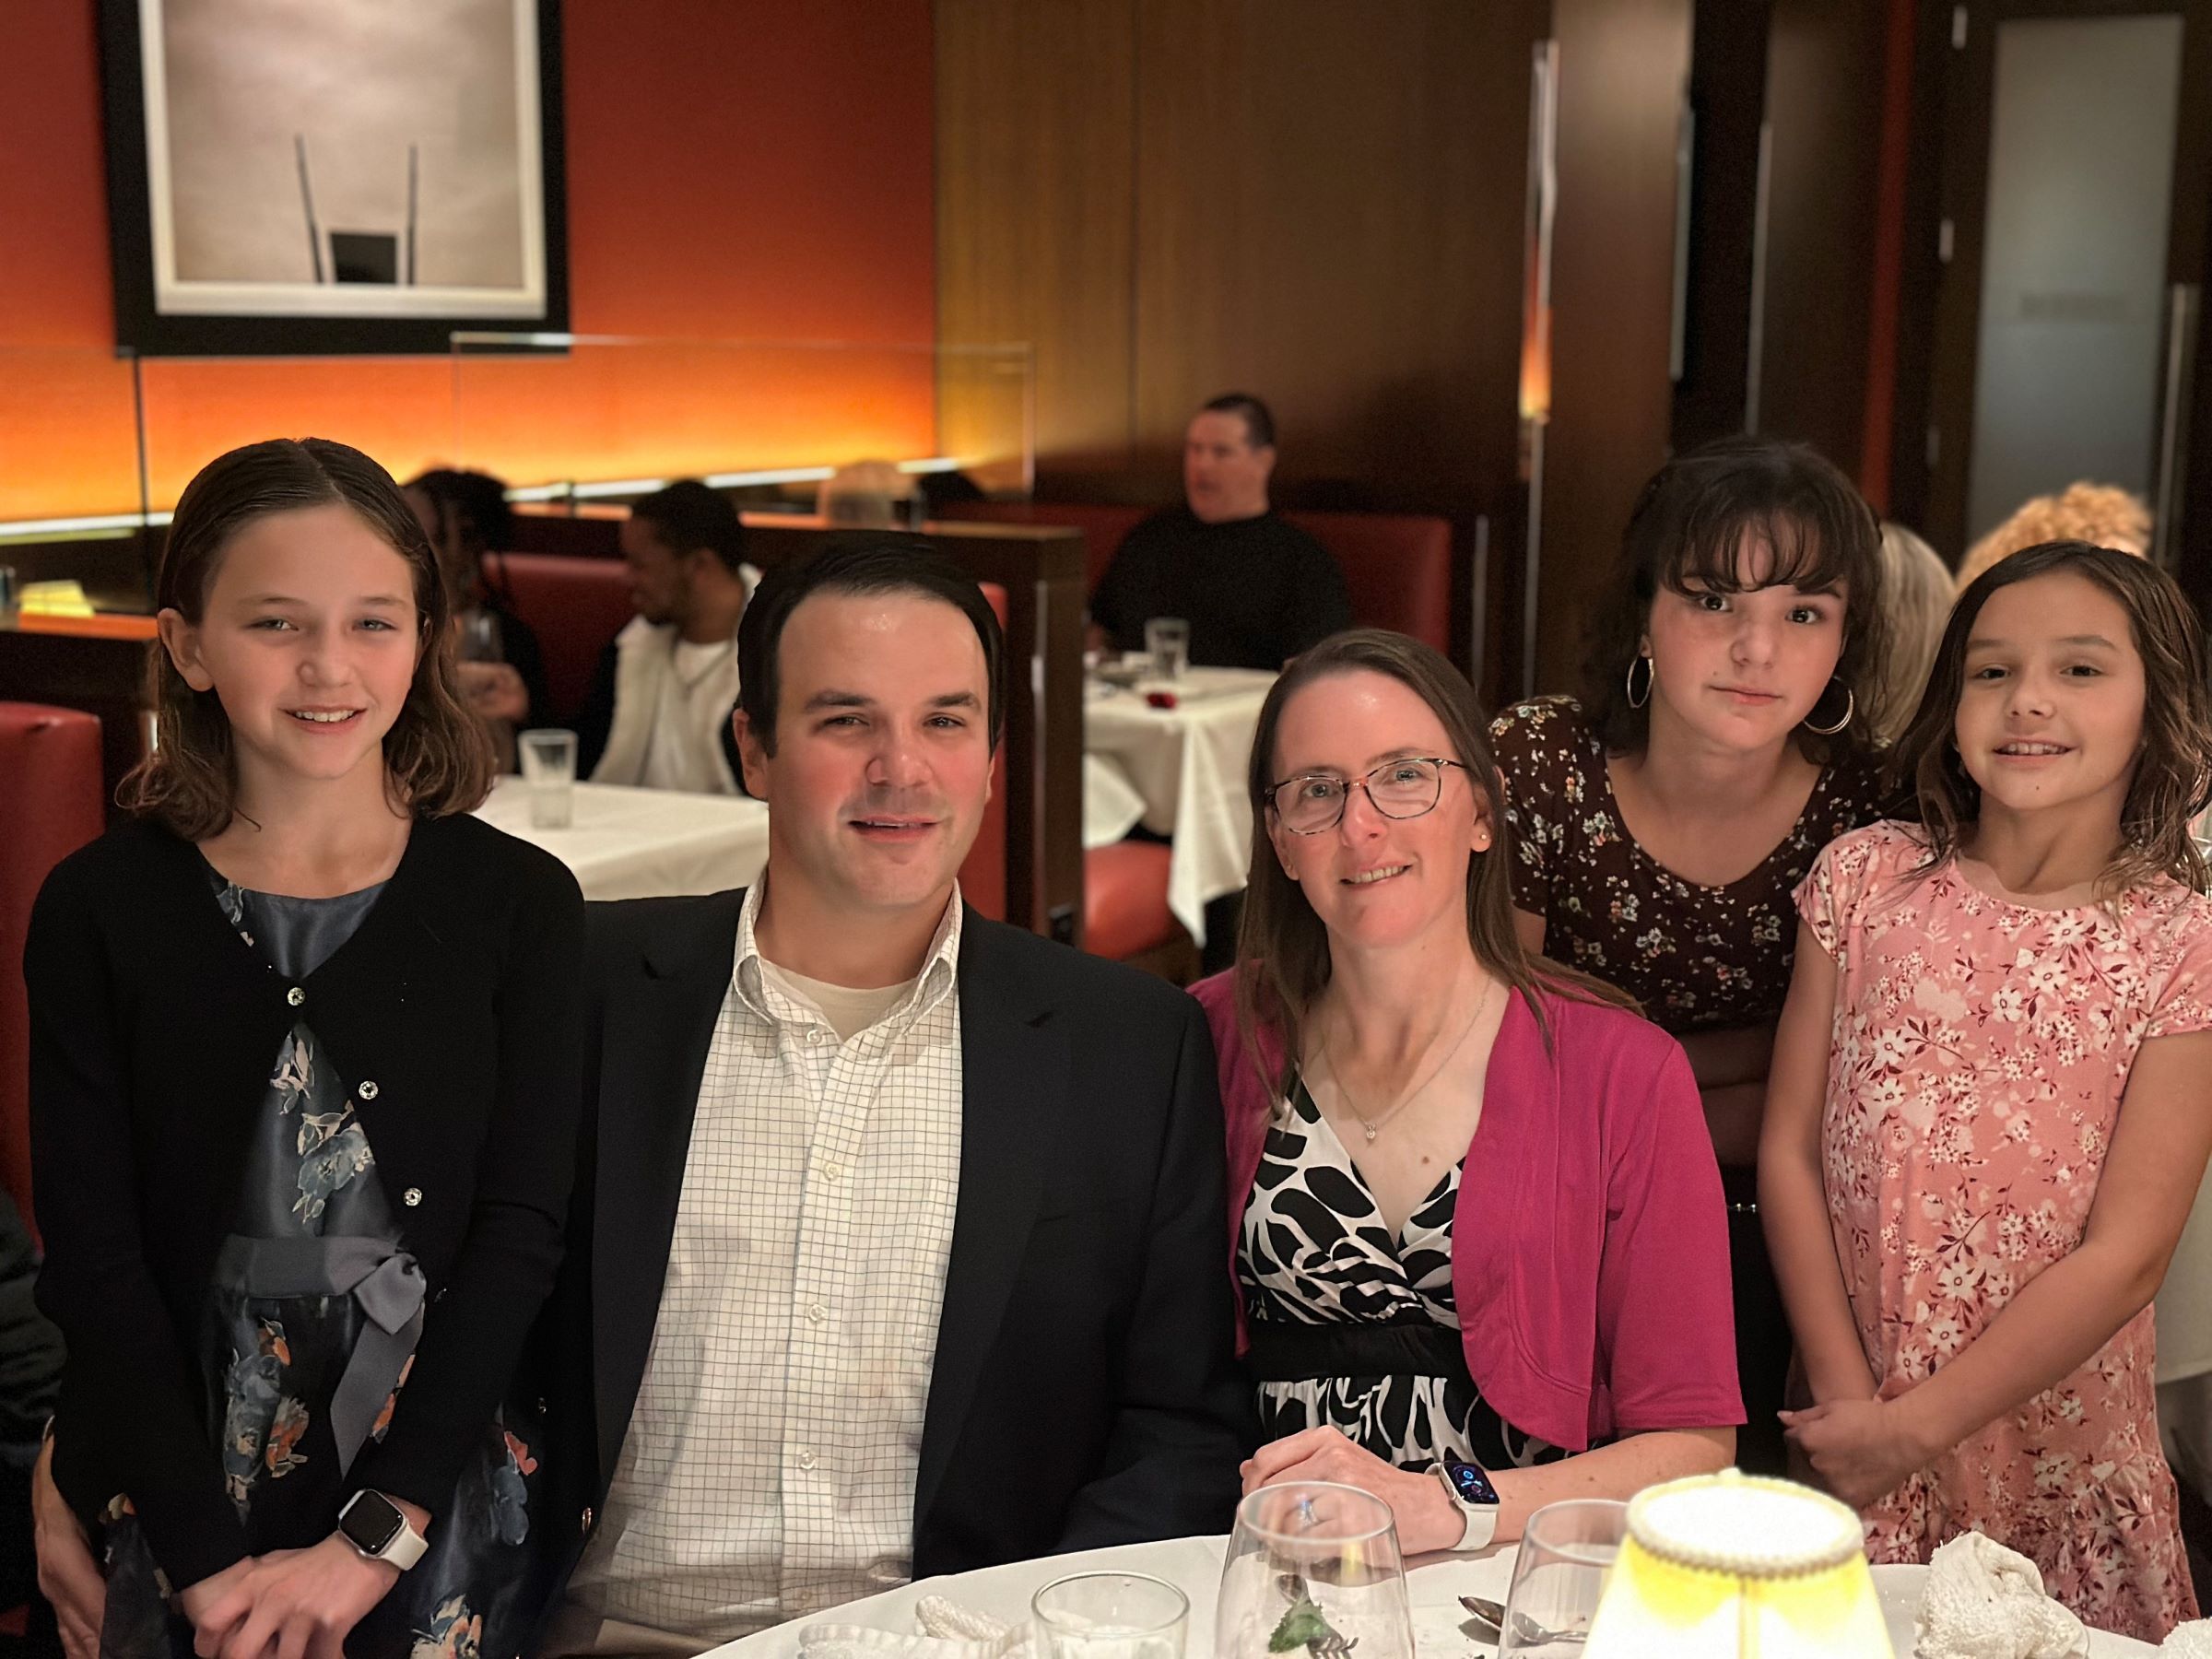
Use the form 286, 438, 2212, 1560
0, 1, 938, 519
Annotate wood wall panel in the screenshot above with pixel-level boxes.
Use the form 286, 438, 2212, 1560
1535, 0, 1694, 690
1126, 0, 1540, 518
934, 0, 1138, 483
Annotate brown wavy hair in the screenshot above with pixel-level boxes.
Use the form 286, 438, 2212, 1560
1892, 540, 2212, 898
1232, 629, 1632, 1097
1580, 436, 1889, 763
123, 438, 494, 838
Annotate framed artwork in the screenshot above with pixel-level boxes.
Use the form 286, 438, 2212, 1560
100, 0, 568, 355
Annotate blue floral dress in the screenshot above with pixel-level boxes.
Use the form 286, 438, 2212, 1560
99, 870, 543, 1659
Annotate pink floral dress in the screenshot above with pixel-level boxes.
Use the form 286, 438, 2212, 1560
1799, 821, 2212, 1642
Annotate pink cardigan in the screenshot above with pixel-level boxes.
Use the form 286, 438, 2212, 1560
1194, 972, 1744, 1452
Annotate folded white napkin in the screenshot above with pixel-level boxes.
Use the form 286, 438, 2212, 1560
1913, 1533, 2088, 1659
2163, 1618, 2212, 1655
798, 1596, 1027, 1659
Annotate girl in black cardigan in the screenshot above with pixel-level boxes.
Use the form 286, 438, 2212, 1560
27, 439, 585, 1659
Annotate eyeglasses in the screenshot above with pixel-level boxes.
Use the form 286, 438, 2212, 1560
1265, 757, 1469, 835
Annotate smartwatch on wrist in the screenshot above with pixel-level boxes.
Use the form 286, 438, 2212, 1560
1430, 1454, 1502, 1553
337, 1489, 429, 1570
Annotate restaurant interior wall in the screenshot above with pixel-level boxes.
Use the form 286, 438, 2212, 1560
935, 0, 1697, 701
0, 0, 939, 523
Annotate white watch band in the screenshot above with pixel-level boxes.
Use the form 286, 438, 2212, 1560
1433, 1465, 1500, 1553
340, 1492, 429, 1570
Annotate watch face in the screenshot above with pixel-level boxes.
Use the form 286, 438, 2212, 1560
339, 1490, 406, 1556
1443, 1456, 1500, 1507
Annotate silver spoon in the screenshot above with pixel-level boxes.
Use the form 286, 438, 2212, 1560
1457, 1595, 1586, 1648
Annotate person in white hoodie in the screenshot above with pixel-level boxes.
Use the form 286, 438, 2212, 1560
578, 481, 752, 794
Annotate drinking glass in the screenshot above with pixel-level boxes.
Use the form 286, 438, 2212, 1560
1497, 1499, 1628, 1655
458, 607, 504, 664
1215, 1484, 1413, 1659
519, 728, 578, 830
1032, 1572, 1189, 1659
1144, 617, 1190, 681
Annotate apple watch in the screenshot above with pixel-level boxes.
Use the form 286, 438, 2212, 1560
337, 1489, 429, 1570
1430, 1454, 1502, 1553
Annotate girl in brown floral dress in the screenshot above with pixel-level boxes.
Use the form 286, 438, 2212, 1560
1488, 437, 1894, 1472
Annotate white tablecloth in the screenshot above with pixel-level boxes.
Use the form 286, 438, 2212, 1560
700, 1535, 2155, 1659
1085, 668, 1276, 945
473, 775, 771, 900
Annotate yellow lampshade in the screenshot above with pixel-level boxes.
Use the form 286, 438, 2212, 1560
1584, 1470, 1893, 1657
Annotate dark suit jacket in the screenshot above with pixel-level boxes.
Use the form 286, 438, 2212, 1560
528, 889, 1253, 1608
27, 815, 586, 1589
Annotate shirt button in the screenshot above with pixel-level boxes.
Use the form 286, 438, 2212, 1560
806, 1302, 827, 1324
358, 1080, 379, 1100
286, 986, 306, 1007
403, 1187, 423, 1207
806, 1029, 827, 1044
823, 1162, 845, 1182
796, 1449, 818, 1472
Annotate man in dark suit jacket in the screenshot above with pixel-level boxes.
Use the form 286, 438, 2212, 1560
27, 535, 1249, 1655
532, 536, 1252, 1652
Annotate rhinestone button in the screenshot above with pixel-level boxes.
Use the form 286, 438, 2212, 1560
286, 986, 305, 1007
359, 1080, 379, 1100
403, 1187, 423, 1207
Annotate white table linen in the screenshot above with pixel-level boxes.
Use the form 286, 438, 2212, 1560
473, 775, 771, 900
698, 1535, 2155, 1659
1084, 667, 1276, 945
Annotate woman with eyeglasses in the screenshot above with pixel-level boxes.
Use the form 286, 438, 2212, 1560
1191, 630, 1740, 1554
1487, 438, 1894, 1475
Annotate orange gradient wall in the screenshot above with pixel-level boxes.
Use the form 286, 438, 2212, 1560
0, 1, 938, 520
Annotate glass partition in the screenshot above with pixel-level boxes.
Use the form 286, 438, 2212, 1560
0, 334, 1034, 594
448, 335, 1032, 511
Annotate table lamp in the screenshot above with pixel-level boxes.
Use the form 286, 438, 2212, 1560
1584, 1470, 1893, 1657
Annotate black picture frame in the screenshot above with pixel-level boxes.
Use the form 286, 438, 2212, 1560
99, 0, 569, 357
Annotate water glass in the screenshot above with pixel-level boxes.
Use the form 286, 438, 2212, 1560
519, 728, 578, 830
1145, 617, 1190, 681
1215, 1483, 1413, 1659
1497, 1499, 1628, 1655
1032, 1572, 1188, 1659
458, 607, 504, 664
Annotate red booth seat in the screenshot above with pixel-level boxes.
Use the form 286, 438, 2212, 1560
1083, 841, 1180, 962
484, 551, 636, 724
1, 703, 107, 1239
937, 501, 1455, 654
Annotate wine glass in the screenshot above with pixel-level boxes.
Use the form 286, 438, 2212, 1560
1215, 1483, 1413, 1659
1496, 1499, 1628, 1655
1032, 1571, 1188, 1659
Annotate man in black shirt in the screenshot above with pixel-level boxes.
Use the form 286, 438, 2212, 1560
1088, 394, 1353, 670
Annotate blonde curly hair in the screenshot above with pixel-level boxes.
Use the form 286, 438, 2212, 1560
1955, 482, 2149, 593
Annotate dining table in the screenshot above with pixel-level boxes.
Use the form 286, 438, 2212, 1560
472, 774, 772, 900
1084, 665, 1277, 946
698, 1532, 2157, 1658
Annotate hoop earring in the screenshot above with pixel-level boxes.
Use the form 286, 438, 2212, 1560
1625, 653, 1653, 710
1802, 679, 1855, 736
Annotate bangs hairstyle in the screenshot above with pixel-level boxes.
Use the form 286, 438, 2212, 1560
1892, 539, 2212, 898
123, 438, 494, 839
1233, 629, 1630, 1100
1582, 436, 1889, 762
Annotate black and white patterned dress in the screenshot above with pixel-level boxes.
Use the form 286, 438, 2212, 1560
1238, 1078, 1564, 1473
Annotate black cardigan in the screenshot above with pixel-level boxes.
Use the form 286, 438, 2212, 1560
26, 812, 586, 1590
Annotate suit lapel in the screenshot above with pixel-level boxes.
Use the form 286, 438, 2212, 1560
914, 918, 1066, 1532
591, 890, 744, 1493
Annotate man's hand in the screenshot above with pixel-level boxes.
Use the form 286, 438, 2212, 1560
31, 1437, 104, 1659
456, 661, 528, 724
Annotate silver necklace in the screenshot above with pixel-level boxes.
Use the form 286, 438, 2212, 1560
1318, 975, 1495, 1143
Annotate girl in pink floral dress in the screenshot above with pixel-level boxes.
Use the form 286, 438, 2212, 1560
1759, 541, 2212, 1641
